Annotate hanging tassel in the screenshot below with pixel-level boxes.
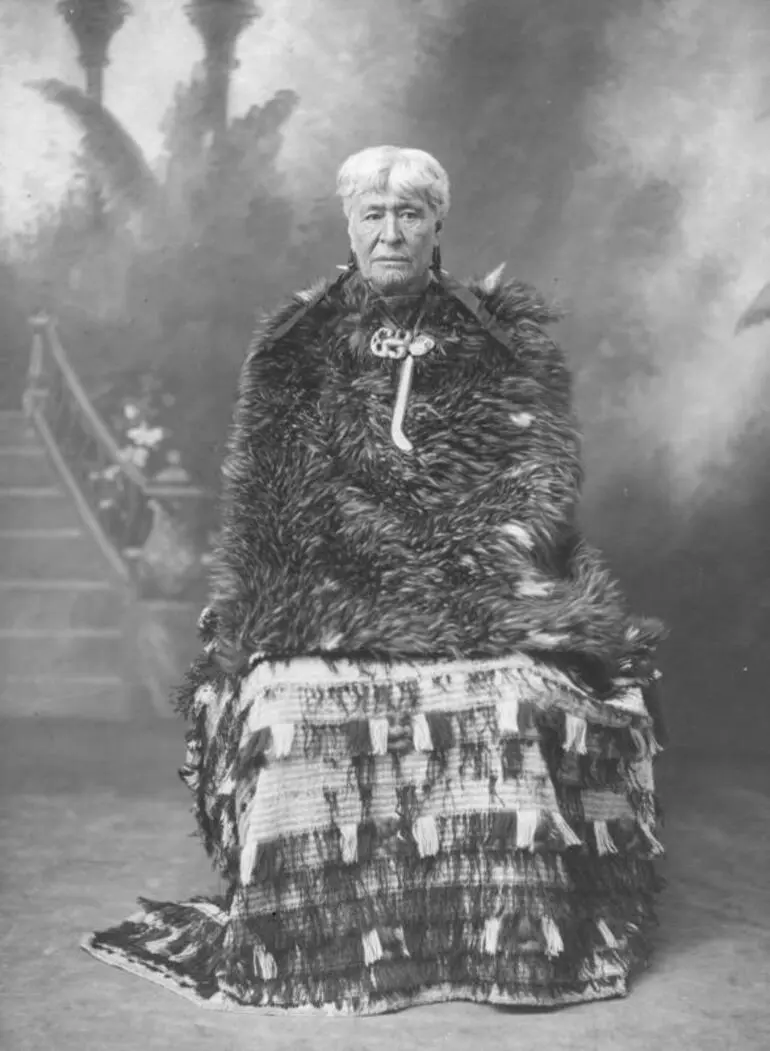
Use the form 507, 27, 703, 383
564, 714, 588, 755
238, 793, 261, 886
640, 821, 665, 855
550, 811, 582, 848
646, 728, 663, 757
594, 820, 618, 856
369, 717, 389, 756
597, 919, 619, 949
394, 926, 411, 958
413, 815, 440, 857
340, 823, 359, 865
498, 696, 520, 734
515, 808, 539, 851
483, 916, 502, 955
541, 916, 564, 958
412, 713, 433, 752
629, 727, 647, 760
240, 837, 260, 887
362, 928, 384, 965
253, 943, 278, 980
270, 722, 295, 759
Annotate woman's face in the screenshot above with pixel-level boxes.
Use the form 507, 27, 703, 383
348, 190, 440, 292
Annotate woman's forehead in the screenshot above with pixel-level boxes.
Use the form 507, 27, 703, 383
354, 190, 424, 211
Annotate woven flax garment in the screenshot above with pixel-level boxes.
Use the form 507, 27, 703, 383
83, 651, 663, 1015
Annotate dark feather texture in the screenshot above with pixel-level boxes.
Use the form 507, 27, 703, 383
208, 268, 666, 684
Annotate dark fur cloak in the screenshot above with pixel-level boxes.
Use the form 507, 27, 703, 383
206, 267, 666, 692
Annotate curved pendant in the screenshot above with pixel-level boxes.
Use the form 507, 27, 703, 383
369, 327, 438, 453
391, 356, 416, 452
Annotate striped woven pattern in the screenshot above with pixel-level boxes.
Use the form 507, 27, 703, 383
83, 652, 663, 1015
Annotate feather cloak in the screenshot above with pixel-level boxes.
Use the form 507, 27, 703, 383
206, 268, 666, 690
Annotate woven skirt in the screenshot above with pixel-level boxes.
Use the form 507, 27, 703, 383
82, 652, 664, 1015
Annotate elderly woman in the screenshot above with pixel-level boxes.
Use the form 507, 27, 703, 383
85, 146, 667, 1015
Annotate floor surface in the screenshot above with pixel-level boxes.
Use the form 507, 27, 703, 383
1, 716, 769, 1051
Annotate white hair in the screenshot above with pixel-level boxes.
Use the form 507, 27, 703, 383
336, 145, 451, 221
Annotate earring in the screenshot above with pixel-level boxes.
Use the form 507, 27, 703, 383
431, 245, 442, 274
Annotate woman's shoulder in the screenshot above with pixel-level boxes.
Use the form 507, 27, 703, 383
443, 266, 569, 384
247, 278, 333, 357
462, 264, 564, 331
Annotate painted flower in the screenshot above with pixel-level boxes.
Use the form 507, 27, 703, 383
123, 402, 141, 422
119, 446, 150, 468
126, 424, 165, 449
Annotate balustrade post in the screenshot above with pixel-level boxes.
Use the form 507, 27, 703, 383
24, 312, 52, 417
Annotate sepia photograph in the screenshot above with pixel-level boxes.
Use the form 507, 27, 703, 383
0, 1, 768, 1048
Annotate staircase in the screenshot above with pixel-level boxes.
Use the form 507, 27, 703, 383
0, 410, 132, 719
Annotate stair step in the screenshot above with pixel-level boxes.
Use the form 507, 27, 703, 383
0, 630, 125, 678
0, 580, 125, 631
0, 446, 58, 486
0, 412, 37, 444
0, 529, 106, 580
0, 674, 131, 719
0, 488, 80, 529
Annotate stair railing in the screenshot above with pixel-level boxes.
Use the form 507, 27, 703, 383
24, 312, 212, 600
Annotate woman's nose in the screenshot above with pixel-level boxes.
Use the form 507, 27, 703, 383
381, 213, 403, 243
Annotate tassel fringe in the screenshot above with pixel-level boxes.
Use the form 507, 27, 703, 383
482, 916, 502, 955
541, 916, 564, 958
369, 718, 389, 756
498, 696, 520, 734
597, 919, 619, 949
564, 714, 588, 755
594, 820, 618, 856
413, 815, 439, 857
640, 821, 665, 856
238, 793, 262, 885
340, 823, 359, 865
270, 723, 295, 759
412, 714, 433, 752
394, 926, 411, 958
515, 808, 539, 851
362, 928, 384, 965
646, 729, 663, 757
550, 811, 582, 848
254, 942, 278, 980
